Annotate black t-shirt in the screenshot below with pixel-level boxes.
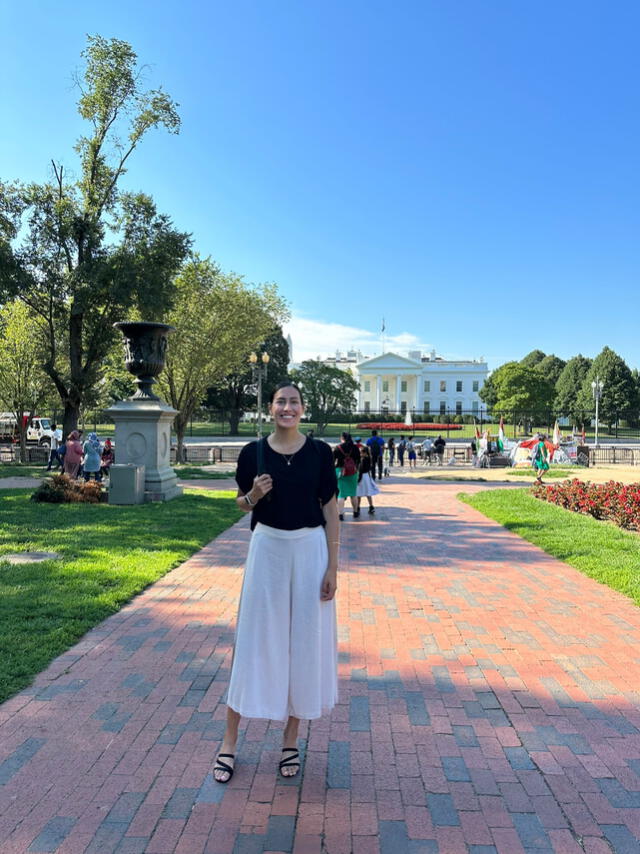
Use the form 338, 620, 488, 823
236, 437, 337, 531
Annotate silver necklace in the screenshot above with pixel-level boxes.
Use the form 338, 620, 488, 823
282, 451, 296, 466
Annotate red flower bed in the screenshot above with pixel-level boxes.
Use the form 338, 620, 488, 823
356, 422, 462, 431
532, 478, 640, 531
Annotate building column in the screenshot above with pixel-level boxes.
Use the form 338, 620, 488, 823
395, 375, 402, 413
414, 374, 420, 413
376, 375, 382, 411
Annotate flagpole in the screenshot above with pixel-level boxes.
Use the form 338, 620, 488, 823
381, 317, 386, 353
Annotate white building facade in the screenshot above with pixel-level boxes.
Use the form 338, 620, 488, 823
355, 352, 488, 418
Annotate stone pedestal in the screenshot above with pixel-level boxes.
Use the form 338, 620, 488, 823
106, 399, 182, 502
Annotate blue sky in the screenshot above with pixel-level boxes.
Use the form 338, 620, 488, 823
3, 1, 639, 369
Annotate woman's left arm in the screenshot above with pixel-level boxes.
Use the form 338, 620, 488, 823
321, 496, 339, 601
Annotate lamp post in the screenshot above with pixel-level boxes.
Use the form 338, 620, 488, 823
591, 377, 604, 447
249, 350, 270, 437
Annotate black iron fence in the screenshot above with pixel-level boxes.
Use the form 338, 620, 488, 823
70, 407, 640, 442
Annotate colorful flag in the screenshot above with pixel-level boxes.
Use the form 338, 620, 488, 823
497, 416, 505, 452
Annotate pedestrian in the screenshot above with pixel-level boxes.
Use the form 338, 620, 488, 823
355, 444, 380, 516
100, 438, 114, 478
397, 435, 406, 467
45, 423, 63, 471
213, 381, 339, 784
421, 436, 433, 465
470, 438, 478, 467
63, 430, 83, 478
82, 432, 103, 481
333, 432, 361, 521
433, 434, 446, 465
406, 436, 417, 469
532, 434, 550, 484
387, 436, 395, 467
366, 429, 385, 480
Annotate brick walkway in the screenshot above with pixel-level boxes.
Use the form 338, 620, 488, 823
1, 480, 640, 854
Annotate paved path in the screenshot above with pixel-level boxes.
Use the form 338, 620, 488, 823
1, 481, 640, 854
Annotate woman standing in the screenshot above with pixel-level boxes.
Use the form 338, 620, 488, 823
63, 431, 83, 479
355, 444, 380, 516
333, 432, 360, 521
82, 432, 103, 481
214, 382, 339, 784
387, 436, 395, 467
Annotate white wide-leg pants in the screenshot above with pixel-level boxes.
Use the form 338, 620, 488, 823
227, 523, 338, 722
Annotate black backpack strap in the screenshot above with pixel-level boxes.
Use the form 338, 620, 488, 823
256, 436, 266, 476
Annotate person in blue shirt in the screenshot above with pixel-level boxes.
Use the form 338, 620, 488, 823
366, 430, 385, 480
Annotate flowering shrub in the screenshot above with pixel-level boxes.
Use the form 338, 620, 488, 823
356, 422, 463, 431
532, 478, 640, 530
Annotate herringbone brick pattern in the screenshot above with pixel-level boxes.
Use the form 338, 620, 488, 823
1, 480, 640, 853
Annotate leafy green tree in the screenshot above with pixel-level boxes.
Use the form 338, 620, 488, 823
520, 349, 547, 368
0, 36, 190, 436
0, 301, 51, 461
478, 371, 498, 409
205, 327, 290, 434
554, 355, 592, 423
290, 361, 359, 435
537, 354, 566, 387
156, 258, 288, 460
577, 346, 638, 427
492, 362, 555, 425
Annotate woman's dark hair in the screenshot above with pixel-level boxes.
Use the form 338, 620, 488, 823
340, 431, 355, 453
269, 380, 304, 405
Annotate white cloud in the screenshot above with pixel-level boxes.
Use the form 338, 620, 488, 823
283, 314, 434, 363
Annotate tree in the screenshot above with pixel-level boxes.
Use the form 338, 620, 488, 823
537, 354, 566, 387
290, 361, 359, 435
0, 301, 51, 461
554, 355, 592, 423
479, 371, 498, 409
0, 36, 190, 436
520, 349, 547, 368
156, 258, 288, 460
576, 346, 638, 428
205, 327, 290, 434
492, 362, 555, 426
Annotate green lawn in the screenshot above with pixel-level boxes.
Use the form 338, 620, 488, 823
0, 489, 242, 703
501, 467, 577, 479
0, 464, 44, 479
175, 465, 235, 479
460, 488, 640, 606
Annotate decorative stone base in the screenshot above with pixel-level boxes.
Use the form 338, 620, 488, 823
106, 398, 182, 503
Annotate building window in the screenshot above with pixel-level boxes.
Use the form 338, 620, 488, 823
440, 380, 446, 393
400, 401, 407, 414
364, 401, 370, 413
456, 380, 462, 393
401, 380, 407, 393
364, 380, 371, 392
423, 401, 430, 415
382, 380, 389, 392
473, 380, 479, 392
456, 401, 462, 415
440, 401, 446, 416
472, 401, 479, 413
423, 380, 430, 393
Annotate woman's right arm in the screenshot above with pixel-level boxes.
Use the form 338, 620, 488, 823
236, 473, 273, 512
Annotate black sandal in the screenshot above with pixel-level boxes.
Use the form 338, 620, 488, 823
279, 748, 300, 778
213, 753, 235, 783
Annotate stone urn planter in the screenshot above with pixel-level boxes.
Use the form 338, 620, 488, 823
114, 321, 175, 400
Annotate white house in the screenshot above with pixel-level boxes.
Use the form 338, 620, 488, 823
355, 351, 488, 417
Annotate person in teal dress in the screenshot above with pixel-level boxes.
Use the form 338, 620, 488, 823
333, 432, 360, 520
532, 435, 550, 484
